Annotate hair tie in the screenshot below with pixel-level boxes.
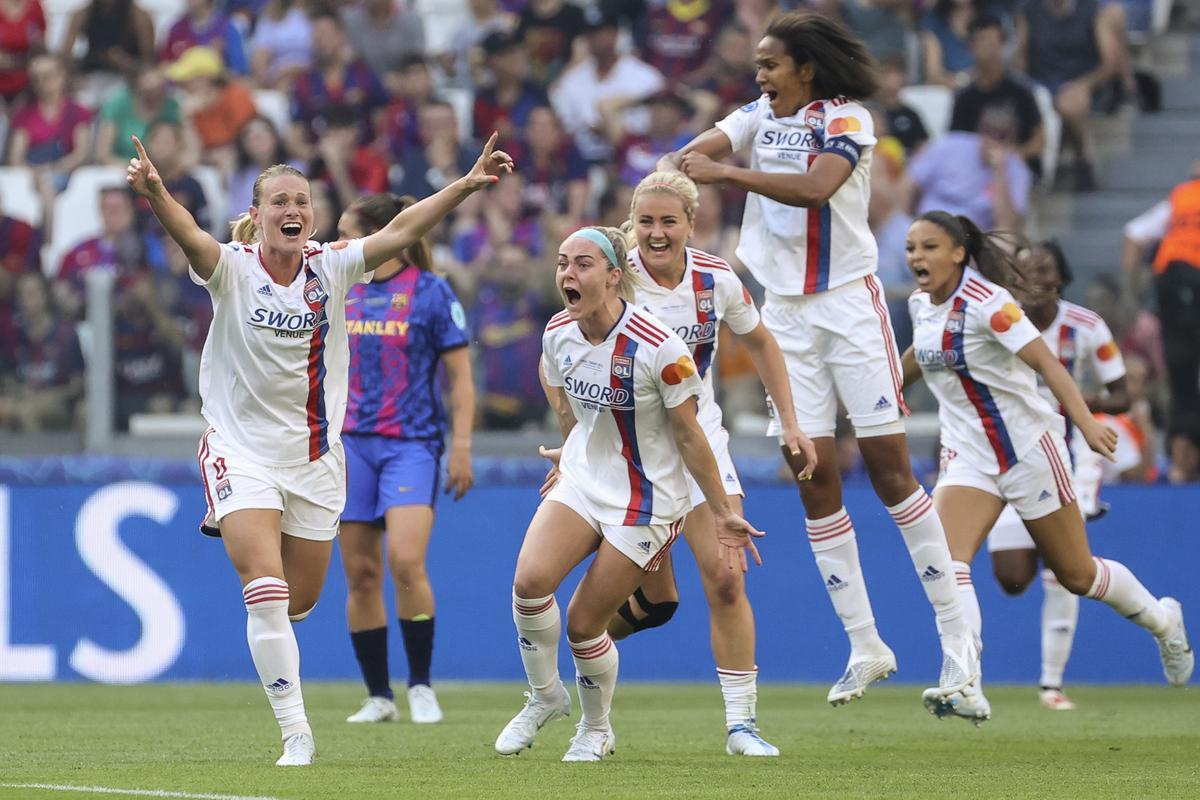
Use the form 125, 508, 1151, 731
566, 228, 619, 268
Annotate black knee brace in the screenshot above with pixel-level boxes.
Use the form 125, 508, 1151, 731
617, 588, 679, 633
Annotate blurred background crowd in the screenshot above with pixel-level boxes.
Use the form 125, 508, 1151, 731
1, 0, 1198, 484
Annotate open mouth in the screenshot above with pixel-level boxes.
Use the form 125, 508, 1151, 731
281, 222, 303, 238
647, 241, 670, 255
764, 90, 778, 103
912, 266, 931, 282
563, 286, 581, 306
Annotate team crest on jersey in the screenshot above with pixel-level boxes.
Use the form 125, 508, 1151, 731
1059, 339, 1077, 360
945, 309, 965, 334
216, 479, 232, 501
805, 107, 825, 128
303, 276, 327, 307
611, 354, 634, 380
391, 293, 408, 310
740, 99, 758, 113
695, 289, 714, 314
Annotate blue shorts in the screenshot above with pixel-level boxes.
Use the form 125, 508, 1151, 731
342, 434, 442, 523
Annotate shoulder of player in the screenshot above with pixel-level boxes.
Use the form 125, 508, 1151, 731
1060, 301, 1103, 330
957, 270, 1002, 306
623, 310, 673, 349
688, 248, 735, 275
544, 309, 574, 338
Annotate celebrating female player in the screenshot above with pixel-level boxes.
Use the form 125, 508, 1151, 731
127, 133, 511, 766
984, 241, 1131, 711
600, 170, 815, 756
660, 11, 978, 706
902, 211, 1193, 724
336, 194, 475, 726
495, 227, 763, 762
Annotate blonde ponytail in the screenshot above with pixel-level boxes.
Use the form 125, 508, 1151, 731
230, 212, 258, 244
590, 225, 642, 303
228, 163, 309, 244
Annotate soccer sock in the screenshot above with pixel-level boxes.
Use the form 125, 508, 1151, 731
1039, 570, 1078, 689
569, 633, 619, 730
399, 615, 434, 688
349, 626, 393, 700
887, 488, 969, 639
243, 577, 310, 739
512, 591, 562, 696
1086, 557, 1169, 636
716, 667, 758, 730
952, 561, 982, 638
806, 508, 885, 652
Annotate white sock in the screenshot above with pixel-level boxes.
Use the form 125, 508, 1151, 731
512, 591, 562, 696
806, 508, 885, 652
1086, 557, 1169, 636
717, 667, 758, 730
569, 633, 618, 730
887, 488, 969, 639
1040, 570, 1078, 689
952, 561, 982, 638
243, 577, 310, 739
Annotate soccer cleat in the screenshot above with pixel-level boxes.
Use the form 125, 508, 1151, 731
1039, 687, 1077, 711
407, 685, 443, 724
725, 723, 780, 757
275, 732, 316, 766
827, 647, 898, 705
561, 723, 616, 762
922, 681, 991, 726
1157, 598, 1194, 687
346, 696, 399, 723
933, 633, 982, 698
494, 682, 572, 755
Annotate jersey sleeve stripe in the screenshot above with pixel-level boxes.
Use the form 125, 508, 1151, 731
690, 250, 733, 271
964, 279, 994, 299
627, 315, 668, 346
945, 297, 1018, 471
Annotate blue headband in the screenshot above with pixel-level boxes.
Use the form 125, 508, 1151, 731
566, 228, 619, 268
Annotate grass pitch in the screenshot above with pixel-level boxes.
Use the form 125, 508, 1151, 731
0, 683, 1197, 800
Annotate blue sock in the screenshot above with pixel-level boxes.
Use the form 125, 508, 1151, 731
350, 627, 393, 700
399, 616, 434, 688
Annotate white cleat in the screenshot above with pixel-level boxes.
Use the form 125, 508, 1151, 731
827, 647, 898, 706
407, 685, 443, 724
932, 632, 981, 698
1039, 687, 1077, 711
275, 732, 316, 766
1157, 598, 1194, 686
561, 723, 615, 762
725, 723, 780, 756
494, 683, 572, 755
346, 696, 399, 723
922, 681, 991, 726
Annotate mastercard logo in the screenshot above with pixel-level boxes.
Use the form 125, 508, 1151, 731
1097, 341, 1119, 361
989, 302, 1023, 333
827, 117, 862, 135
661, 355, 697, 385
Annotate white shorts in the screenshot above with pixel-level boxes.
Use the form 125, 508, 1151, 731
762, 275, 907, 438
686, 426, 743, 506
939, 430, 1076, 521
544, 478, 682, 571
198, 427, 347, 541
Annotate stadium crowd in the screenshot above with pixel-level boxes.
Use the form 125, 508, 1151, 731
0, 0, 1195, 482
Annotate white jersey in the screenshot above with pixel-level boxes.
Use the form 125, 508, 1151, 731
715, 94, 878, 297
1039, 299, 1125, 420
541, 301, 704, 526
628, 246, 760, 436
910, 267, 1060, 475
192, 239, 370, 468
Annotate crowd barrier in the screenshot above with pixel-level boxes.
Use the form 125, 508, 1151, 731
1, 460, 1196, 685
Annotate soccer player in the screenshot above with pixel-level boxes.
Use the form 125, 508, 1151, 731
602, 170, 816, 756
985, 241, 1130, 711
127, 133, 512, 765
495, 226, 763, 762
660, 11, 979, 706
336, 194, 475, 726
902, 210, 1194, 724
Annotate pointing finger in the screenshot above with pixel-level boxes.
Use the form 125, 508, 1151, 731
131, 135, 149, 162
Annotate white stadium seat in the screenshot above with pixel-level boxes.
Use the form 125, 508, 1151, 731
898, 84, 954, 142
192, 164, 226, 239
0, 166, 42, 228
251, 89, 292, 140
41, 165, 125, 279
1032, 83, 1062, 187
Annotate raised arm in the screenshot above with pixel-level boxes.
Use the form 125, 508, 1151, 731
362, 133, 514, 273
1017, 337, 1117, 460
657, 127, 733, 172
738, 322, 816, 478
684, 150, 854, 209
126, 135, 221, 279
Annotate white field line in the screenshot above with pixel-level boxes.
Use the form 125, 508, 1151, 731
0, 784, 284, 800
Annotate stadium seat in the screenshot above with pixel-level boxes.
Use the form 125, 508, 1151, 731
41, 0, 86, 53
0, 166, 42, 228
192, 164, 226, 239
251, 89, 292, 141
41, 165, 125, 279
1151, 0, 1175, 35
139, 0, 187, 45
1032, 84, 1062, 187
898, 84, 954, 141
414, 0, 469, 53
441, 86, 475, 142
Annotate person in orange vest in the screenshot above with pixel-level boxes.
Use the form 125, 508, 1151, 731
1123, 161, 1200, 483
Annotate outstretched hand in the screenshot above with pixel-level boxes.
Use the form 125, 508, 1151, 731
714, 511, 765, 572
465, 132, 515, 191
537, 445, 562, 499
125, 135, 164, 199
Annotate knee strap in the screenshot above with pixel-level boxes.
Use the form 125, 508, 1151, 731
617, 587, 678, 632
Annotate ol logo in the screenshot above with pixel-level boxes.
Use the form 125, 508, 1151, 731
945, 309, 965, 334
695, 289, 714, 315
611, 354, 633, 380
216, 479, 233, 501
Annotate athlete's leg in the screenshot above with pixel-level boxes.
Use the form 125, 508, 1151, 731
991, 549, 1039, 596
339, 521, 394, 706
386, 505, 436, 684
607, 553, 679, 640
1039, 569, 1079, 704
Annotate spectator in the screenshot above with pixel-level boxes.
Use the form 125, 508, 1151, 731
136, 119, 210, 235
94, 64, 186, 164
7, 54, 93, 195
0, 211, 41, 348
341, 0, 425, 77
516, 0, 587, 85
112, 271, 187, 431
0, 272, 84, 432
550, 8, 665, 163
288, 10, 387, 161
167, 46, 257, 173
875, 56, 929, 155
472, 29, 548, 142
228, 114, 301, 217
1122, 165, 1200, 481
391, 100, 477, 202
378, 54, 437, 158
249, 0, 313, 90
950, 15, 1044, 178
0, 0, 45, 105
615, 88, 693, 187
313, 103, 390, 209
921, 0, 977, 88
160, 0, 248, 75
518, 104, 589, 240
689, 23, 759, 122
55, 186, 155, 319
639, 0, 732, 80
904, 109, 1032, 231
834, 0, 913, 66
58, 0, 153, 77
452, 171, 541, 273
436, 0, 514, 87
1016, 0, 1125, 191
1098, 352, 1161, 484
